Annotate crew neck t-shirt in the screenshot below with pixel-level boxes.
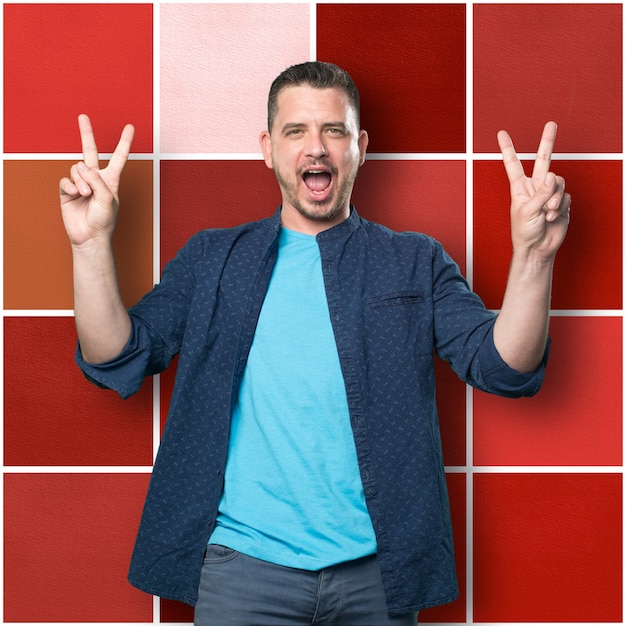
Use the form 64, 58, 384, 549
209, 226, 377, 570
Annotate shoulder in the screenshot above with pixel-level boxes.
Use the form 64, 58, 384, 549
356, 214, 444, 255
174, 214, 278, 259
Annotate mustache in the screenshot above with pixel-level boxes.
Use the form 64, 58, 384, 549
298, 159, 337, 176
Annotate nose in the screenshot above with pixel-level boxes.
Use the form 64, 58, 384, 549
305, 131, 327, 159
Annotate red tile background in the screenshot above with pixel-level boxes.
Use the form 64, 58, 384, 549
3, 4, 153, 154
160, 160, 281, 267
473, 159, 622, 311
4, 473, 153, 622
474, 4, 622, 154
4, 317, 153, 466
316, 4, 466, 153
353, 160, 466, 271
473, 473, 622, 622
3, 2, 623, 624
474, 316, 622, 467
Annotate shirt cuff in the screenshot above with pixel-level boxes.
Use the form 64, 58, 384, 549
478, 327, 551, 398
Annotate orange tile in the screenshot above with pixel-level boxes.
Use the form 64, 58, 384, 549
4, 160, 153, 310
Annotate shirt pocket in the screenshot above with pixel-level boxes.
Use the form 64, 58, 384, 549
364, 291, 433, 358
364, 291, 425, 308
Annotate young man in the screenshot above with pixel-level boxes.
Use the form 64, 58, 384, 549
60, 62, 570, 624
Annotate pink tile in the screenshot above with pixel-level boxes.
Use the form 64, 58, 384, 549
160, 4, 310, 153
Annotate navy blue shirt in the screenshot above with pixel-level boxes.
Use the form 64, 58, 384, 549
77, 208, 548, 615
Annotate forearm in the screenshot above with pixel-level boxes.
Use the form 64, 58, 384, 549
72, 239, 132, 364
493, 251, 554, 373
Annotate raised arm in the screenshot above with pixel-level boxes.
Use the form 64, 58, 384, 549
493, 121, 571, 372
59, 114, 135, 363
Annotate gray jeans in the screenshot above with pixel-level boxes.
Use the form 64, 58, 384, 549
194, 544, 418, 625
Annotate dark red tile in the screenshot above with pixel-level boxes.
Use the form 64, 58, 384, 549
317, 4, 465, 153
4, 317, 153, 466
473, 160, 621, 310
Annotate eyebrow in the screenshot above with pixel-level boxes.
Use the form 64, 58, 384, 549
280, 121, 351, 134
280, 123, 306, 134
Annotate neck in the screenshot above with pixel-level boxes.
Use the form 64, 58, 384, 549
279, 204, 350, 236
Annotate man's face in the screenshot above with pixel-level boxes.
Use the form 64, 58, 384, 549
260, 85, 368, 234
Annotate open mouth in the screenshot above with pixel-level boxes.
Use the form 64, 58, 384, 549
302, 169, 333, 195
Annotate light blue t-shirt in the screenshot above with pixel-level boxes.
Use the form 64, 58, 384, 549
209, 227, 377, 570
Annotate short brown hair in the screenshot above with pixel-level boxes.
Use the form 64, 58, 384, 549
267, 61, 361, 132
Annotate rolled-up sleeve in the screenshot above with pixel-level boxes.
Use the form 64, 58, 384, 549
470, 324, 550, 397
75, 316, 174, 399
431, 238, 550, 398
74, 233, 206, 399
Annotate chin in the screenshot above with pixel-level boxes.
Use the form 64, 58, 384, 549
299, 204, 346, 223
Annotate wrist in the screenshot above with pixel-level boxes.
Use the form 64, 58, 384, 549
71, 234, 114, 256
510, 246, 556, 275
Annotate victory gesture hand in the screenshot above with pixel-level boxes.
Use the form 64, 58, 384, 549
498, 121, 570, 262
60, 114, 135, 248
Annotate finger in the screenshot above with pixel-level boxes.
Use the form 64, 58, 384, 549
531, 121, 557, 184
76, 162, 115, 204
497, 129, 525, 185
107, 123, 135, 176
59, 176, 79, 198
526, 172, 566, 224
69, 162, 93, 196
547, 190, 571, 223
78, 114, 100, 169
545, 174, 565, 211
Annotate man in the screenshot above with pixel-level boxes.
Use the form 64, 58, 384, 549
60, 62, 570, 624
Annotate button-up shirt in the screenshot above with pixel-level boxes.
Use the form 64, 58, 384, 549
77, 207, 548, 615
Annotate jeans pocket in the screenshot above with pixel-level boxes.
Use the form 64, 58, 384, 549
203, 544, 240, 564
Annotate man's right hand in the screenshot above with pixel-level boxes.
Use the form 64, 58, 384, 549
60, 114, 135, 364
60, 114, 135, 248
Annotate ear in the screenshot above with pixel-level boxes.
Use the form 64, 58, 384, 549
259, 130, 274, 169
357, 129, 369, 166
